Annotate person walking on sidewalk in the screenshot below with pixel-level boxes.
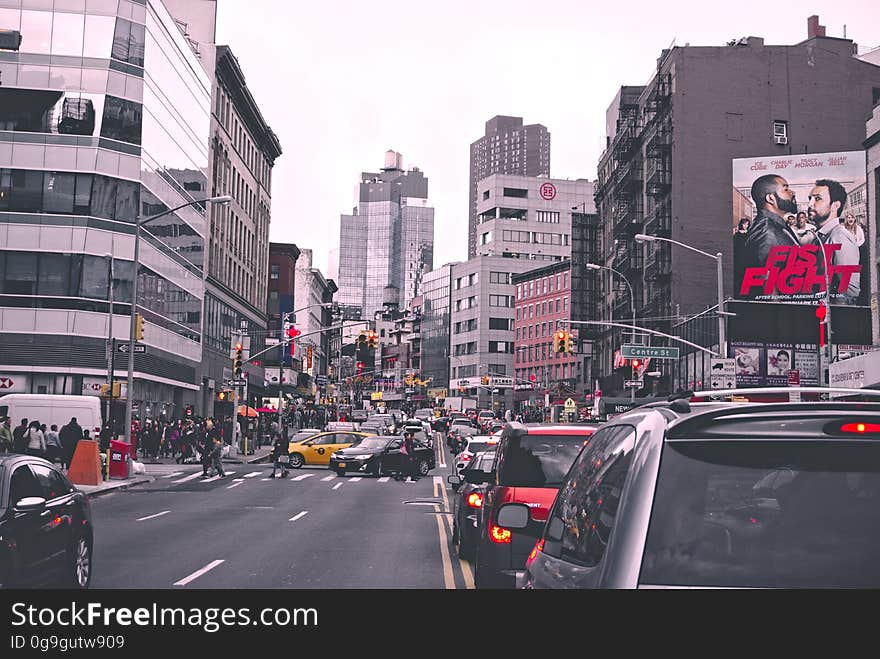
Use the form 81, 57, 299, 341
26, 421, 46, 458
0, 417, 13, 453
59, 417, 83, 470
45, 424, 61, 464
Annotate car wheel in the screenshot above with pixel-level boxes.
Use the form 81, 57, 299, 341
372, 459, 383, 477
66, 535, 92, 589
417, 458, 430, 477
289, 453, 304, 469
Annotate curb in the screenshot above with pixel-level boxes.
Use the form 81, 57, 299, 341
80, 475, 155, 500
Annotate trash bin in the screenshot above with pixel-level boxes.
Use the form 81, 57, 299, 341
109, 440, 131, 480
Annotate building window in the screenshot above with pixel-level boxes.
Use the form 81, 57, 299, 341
503, 187, 528, 198
270, 264, 279, 280
773, 120, 788, 145
489, 317, 512, 330
536, 210, 559, 223
481, 231, 491, 245
489, 364, 507, 375
490, 271, 511, 284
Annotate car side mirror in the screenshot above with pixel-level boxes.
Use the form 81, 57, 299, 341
463, 469, 491, 485
14, 496, 47, 513
447, 474, 461, 490
497, 503, 530, 530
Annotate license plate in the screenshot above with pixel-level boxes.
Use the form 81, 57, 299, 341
337, 462, 346, 469
277, 455, 289, 463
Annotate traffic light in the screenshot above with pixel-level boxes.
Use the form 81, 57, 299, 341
554, 330, 566, 353
217, 390, 231, 401
134, 312, 144, 341
632, 359, 641, 378
562, 331, 573, 354
287, 324, 301, 357
366, 329, 378, 349
233, 342, 244, 378
816, 302, 827, 347
356, 361, 364, 375
481, 375, 490, 386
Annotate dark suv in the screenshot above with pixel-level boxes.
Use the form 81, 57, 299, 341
523, 389, 880, 589
467, 422, 596, 588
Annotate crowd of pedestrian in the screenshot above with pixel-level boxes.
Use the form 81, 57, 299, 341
0, 415, 86, 470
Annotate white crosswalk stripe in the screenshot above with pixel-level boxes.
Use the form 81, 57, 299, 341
292, 473, 314, 481
332, 483, 342, 490
349, 477, 362, 482
378, 477, 390, 483
162, 472, 184, 479
243, 472, 261, 478
321, 475, 336, 481
171, 472, 204, 484
226, 481, 244, 489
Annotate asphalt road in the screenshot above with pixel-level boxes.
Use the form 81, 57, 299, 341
89, 434, 476, 589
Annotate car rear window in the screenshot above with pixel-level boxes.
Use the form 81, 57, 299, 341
497, 433, 588, 488
466, 440, 495, 454
640, 440, 880, 588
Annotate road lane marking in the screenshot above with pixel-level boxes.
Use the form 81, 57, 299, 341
171, 472, 204, 484
162, 472, 184, 479
173, 559, 224, 586
244, 472, 261, 478
433, 479, 455, 589
321, 475, 336, 481
136, 510, 170, 521
261, 478, 272, 481
435, 475, 474, 589
292, 473, 314, 481
378, 477, 390, 483
226, 480, 244, 489
289, 511, 309, 522
201, 475, 222, 483
332, 483, 342, 490
349, 477, 362, 482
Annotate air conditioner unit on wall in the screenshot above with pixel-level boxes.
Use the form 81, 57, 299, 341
774, 135, 788, 145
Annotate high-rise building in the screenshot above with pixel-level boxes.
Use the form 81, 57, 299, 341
0, 0, 214, 421
338, 151, 434, 319
593, 29, 880, 396
450, 175, 593, 410
468, 116, 550, 258
294, 250, 337, 380
200, 44, 281, 417
420, 263, 458, 391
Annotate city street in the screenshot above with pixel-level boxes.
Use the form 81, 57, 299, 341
88, 436, 473, 589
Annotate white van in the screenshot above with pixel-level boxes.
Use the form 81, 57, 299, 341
0, 394, 103, 439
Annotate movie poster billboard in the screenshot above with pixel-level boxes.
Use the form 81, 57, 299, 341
732, 151, 868, 306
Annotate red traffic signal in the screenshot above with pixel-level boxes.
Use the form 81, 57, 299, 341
632, 359, 641, 369
530, 374, 536, 382
816, 302, 827, 347
287, 326, 301, 339
356, 361, 365, 375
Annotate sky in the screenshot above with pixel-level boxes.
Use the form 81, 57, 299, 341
215, 0, 880, 276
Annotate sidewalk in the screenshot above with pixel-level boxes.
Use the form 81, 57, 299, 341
74, 445, 274, 499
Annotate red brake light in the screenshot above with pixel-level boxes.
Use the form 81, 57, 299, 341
526, 539, 544, 566
489, 524, 512, 544
840, 423, 880, 434
467, 492, 483, 508
461, 454, 472, 462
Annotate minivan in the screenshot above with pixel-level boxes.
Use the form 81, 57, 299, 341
466, 422, 596, 588
0, 394, 103, 441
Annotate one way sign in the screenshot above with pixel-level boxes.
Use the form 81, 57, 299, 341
117, 343, 146, 354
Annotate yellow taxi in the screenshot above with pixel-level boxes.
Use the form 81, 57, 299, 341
287, 431, 373, 468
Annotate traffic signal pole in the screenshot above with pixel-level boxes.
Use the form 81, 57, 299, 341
232, 328, 243, 453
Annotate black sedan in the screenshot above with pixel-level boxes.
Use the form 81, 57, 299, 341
447, 450, 496, 560
0, 454, 93, 588
329, 435, 435, 478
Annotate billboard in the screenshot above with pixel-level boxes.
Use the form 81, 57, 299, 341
732, 151, 868, 306
732, 342, 820, 387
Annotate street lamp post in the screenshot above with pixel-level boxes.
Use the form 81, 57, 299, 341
635, 234, 726, 355
124, 195, 232, 445
105, 253, 114, 429
586, 262, 637, 401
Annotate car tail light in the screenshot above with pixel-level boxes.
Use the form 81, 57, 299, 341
526, 539, 544, 567
840, 423, 880, 434
489, 524, 512, 544
467, 492, 483, 508
461, 453, 472, 462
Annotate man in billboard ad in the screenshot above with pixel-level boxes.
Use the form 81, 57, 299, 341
732, 151, 868, 306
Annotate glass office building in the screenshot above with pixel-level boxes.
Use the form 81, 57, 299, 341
0, 0, 212, 420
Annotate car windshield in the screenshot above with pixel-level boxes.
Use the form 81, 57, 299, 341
640, 440, 880, 588
351, 437, 389, 451
497, 433, 588, 488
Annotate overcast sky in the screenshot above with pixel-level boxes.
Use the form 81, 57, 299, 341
215, 0, 880, 275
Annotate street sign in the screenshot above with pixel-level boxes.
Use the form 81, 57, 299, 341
231, 379, 247, 387
710, 358, 736, 390
370, 392, 383, 401
621, 344, 680, 360
117, 343, 146, 353
624, 379, 643, 388
490, 376, 514, 388
564, 397, 577, 412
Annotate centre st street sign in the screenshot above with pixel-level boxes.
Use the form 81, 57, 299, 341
621, 344, 680, 360
117, 343, 146, 354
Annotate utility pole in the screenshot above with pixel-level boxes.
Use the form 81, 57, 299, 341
105, 253, 114, 429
